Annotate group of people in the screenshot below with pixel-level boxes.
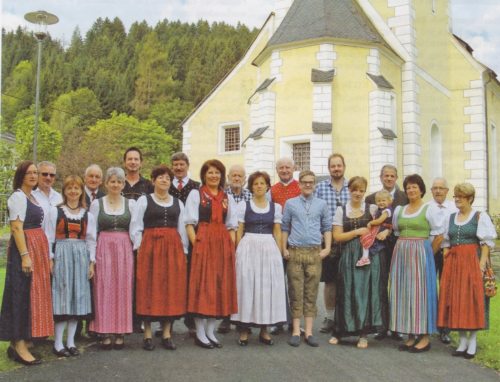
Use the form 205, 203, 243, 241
0, 148, 496, 367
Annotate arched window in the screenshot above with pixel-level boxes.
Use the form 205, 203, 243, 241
491, 124, 498, 198
430, 123, 442, 178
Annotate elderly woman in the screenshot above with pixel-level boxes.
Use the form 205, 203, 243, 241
328, 176, 382, 349
437, 183, 497, 359
89, 167, 136, 349
390, 174, 443, 353
49, 175, 96, 358
131, 164, 188, 351
0, 161, 53, 365
230, 171, 287, 346
185, 159, 238, 349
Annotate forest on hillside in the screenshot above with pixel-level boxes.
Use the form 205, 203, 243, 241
0, 17, 258, 190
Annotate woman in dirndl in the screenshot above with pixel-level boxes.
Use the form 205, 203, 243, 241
89, 167, 136, 349
131, 164, 188, 351
185, 159, 238, 349
390, 174, 443, 353
0, 161, 54, 365
230, 171, 287, 346
50, 175, 96, 358
437, 183, 497, 359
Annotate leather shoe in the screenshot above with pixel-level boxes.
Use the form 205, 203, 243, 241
238, 338, 249, 346
409, 342, 431, 353
52, 347, 71, 358
305, 335, 319, 347
452, 349, 466, 357
67, 347, 80, 356
217, 319, 231, 334
101, 338, 113, 350
390, 332, 404, 341
270, 325, 284, 335
259, 335, 274, 346
162, 337, 177, 350
288, 335, 301, 347
440, 332, 451, 344
143, 338, 155, 351
464, 351, 475, 359
8, 347, 42, 366
374, 331, 387, 340
319, 319, 335, 334
208, 338, 223, 348
194, 337, 214, 349
398, 343, 413, 351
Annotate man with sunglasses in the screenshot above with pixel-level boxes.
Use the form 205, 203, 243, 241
33, 161, 63, 232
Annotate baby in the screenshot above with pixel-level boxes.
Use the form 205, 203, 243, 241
357, 190, 393, 267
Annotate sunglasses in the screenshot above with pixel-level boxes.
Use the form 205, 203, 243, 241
41, 172, 56, 178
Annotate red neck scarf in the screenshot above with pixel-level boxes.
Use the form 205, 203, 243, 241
200, 185, 228, 224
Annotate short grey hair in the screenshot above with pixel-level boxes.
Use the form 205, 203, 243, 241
431, 177, 449, 189
37, 161, 56, 171
171, 152, 190, 165
85, 164, 103, 177
276, 157, 295, 169
228, 164, 246, 177
380, 164, 398, 177
105, 167, 125, 183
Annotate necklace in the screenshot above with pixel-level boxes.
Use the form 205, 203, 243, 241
154, 193, 170, 202
66, 204, 80, 211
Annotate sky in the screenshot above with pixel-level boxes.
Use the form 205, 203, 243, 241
1, 0, 499, 74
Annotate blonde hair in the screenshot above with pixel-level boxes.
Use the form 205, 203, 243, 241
299, 170, 315, 182
375, 189, 392, 202
454, 182, 475, 204
348, 176, 367, 191
61, 175, 87, 209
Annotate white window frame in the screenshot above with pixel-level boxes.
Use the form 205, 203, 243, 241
218, 121, 242, 155
279, 134, 314, 176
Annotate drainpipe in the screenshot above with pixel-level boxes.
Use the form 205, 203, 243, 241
483, 70, 492, 212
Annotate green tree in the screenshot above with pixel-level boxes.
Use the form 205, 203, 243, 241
13, 108, 62, 162
148, 98, 193, 146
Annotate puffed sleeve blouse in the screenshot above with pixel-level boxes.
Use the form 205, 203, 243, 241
237, 200, 283, 224
130, 194, 189, 254
333, 202, 378, 227
441, 209, 497, 249
391, 203, 445, 237
89, 196, 137, 241
184, 190, 238, 230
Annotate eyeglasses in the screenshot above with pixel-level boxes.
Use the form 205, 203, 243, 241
300, 181, 315, 186
41, 172, 56, 178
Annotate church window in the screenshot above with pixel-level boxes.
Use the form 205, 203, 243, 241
293, 142, 310, 171
220, 123, 241, 153
430, 123, 442, 178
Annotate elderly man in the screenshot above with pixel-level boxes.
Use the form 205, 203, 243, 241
314, 153, 350, 334
32, 161, 63, 229
169, 152, 200, 204
122, 147, 153, 201
282, 170, 332, 347
84, 164, 105, 206
428, 177, 457, 344
365, 164, 407, 341
217, 164, 253, 334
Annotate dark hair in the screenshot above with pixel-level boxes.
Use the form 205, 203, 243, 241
123, 147, 143, 162
151, 164, 174, 182
61, 175, 87, 209
348, 176, 367, 191
171, 152, 190, 165
247, 171, 271, 192
328, 153, 346, 167
200, 159, 226, 188
403, 174, 426, 197
13, 160, 36, 190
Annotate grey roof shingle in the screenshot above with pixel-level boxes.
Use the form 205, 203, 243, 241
367, 73, 393, 89
311, 69, 335, 83
312, 122, 332, 133
268, 0, 382, 48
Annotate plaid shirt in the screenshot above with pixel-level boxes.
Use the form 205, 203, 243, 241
314, 178, 350, 219
226, 187, 252, 204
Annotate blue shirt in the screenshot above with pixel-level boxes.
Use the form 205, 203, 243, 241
281, 195, 332, 247
314, 178, 350, 219
226, 187, 252, 204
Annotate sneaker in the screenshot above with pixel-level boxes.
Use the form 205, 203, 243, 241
356, 257, 371, 267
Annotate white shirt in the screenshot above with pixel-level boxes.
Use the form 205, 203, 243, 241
184, 191, 238, 230
442, 209, 497, 249
426, 199, 458, 242
237, 200, 283, 224
172, 176, 190, 190
32, 187, 63, 234
392, 204, 445, 237
89, 196, 137, 242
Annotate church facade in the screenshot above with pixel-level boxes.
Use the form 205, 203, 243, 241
182, 0, 500, 213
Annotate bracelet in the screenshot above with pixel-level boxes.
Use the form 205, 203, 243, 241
20, 251, 29, 257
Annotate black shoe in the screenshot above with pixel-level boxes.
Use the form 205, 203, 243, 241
305, 335, 319, 347
270, 325, 284, 335
452, 349, 466, 357
52, 347, 71, 358
100, 338, 113, 350
184, 316, 195, 330
67, 347, 80, 356
440, 332, 451, 344
194, 337, 214, 349
374, 331, 387, 341
409, 342, 431, 353
162, 337, 177, 350
319, 318, 335, 334
398, 343, 413, 351
208, 338, 223, 348
143, 338, 155, 351
259, 335, 274, 346
390, 332, 404, 341
217, 319, 231, 334
8, 347, 42, 366
464, 351, 476, 359
238, 338, 249, 346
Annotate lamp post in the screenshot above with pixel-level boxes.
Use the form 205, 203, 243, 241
24, 10, 58, 163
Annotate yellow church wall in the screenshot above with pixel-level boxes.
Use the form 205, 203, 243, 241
486, 85, 500, 214
367, 0, 395, 22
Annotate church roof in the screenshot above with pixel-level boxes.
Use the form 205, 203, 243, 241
267, 0, 383, 48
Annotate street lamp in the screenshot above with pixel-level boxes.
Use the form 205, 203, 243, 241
24, 10, 59, 163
